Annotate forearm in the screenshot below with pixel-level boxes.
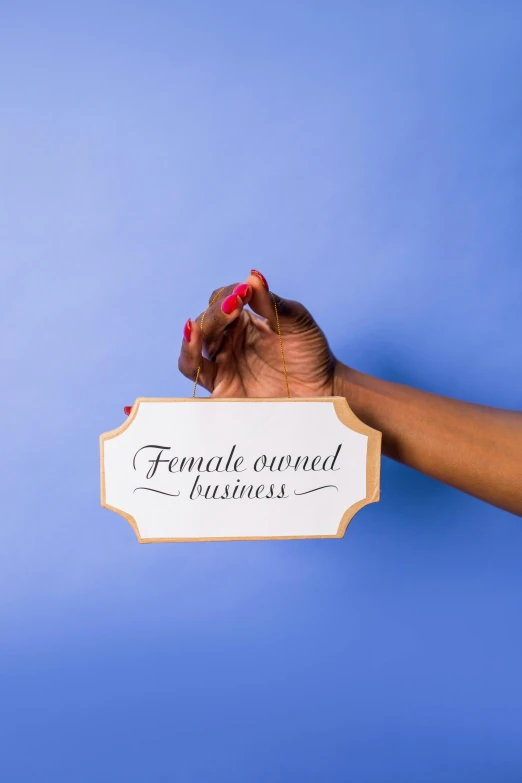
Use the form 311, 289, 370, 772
334, 362, 522, 516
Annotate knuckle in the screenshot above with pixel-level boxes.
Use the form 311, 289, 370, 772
208, 288, 222, 305
208, 284, 236, 306
272, 294, 292, 316
292, 303, 313, 327
274, 295, 312, 326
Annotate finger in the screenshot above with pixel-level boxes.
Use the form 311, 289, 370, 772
245, 271, 273, 321
247, 270, 310, 329
206, 282, 253, 308
178, 318, 215, 392
196, 284, 250, 360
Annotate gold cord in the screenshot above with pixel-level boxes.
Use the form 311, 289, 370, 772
271, 293, 290, 399
192, 288, 224, 397
192, 288, 290, 399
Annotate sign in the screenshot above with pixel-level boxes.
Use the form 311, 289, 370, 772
100, 397, 381, 542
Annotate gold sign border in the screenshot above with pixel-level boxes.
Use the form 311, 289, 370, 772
100, 397, 381, 543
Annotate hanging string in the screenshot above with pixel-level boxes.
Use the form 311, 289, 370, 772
192, 288, 224, 397
192, 289, 291, 399
271, 293, 290, 399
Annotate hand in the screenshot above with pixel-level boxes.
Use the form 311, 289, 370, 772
122, 269, 522, 516
177, 270, 336, 398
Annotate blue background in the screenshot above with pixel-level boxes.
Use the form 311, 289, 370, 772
1, 2, 521, 780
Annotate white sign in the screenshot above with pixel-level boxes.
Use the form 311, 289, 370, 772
100, 398, 381, 542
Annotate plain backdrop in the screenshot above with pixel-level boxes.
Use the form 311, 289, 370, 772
1, 1, 521, 781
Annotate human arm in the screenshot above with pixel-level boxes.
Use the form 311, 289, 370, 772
334, 363, 522, 516
170, 270, 522, 516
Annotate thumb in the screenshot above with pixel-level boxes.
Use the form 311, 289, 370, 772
246, 270, 312, 330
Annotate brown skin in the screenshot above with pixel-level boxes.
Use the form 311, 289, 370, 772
178, 273, 522, 517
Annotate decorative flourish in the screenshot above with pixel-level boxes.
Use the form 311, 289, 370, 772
294, 485, 338, 495
133, 487, 180, 497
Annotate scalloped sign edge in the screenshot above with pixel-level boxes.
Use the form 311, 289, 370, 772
99, 396, 381, 543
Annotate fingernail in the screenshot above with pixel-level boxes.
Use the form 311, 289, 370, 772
183, 319, 192, 342
221, 294, 240, 315
250, 270, 269, 291
124, 406, 132, 416
233, 283, 250, 299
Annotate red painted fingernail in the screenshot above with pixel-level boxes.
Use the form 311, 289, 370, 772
221, 294, 240, 315
183, 319, 192, 342
233, 283, 250, 299
124, 406, 132, 416
250, 270, 269, 291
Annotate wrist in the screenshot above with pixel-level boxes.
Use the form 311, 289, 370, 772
333, 361, 384, 437
333, 361, 407, 461
333, 360, 363, 406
